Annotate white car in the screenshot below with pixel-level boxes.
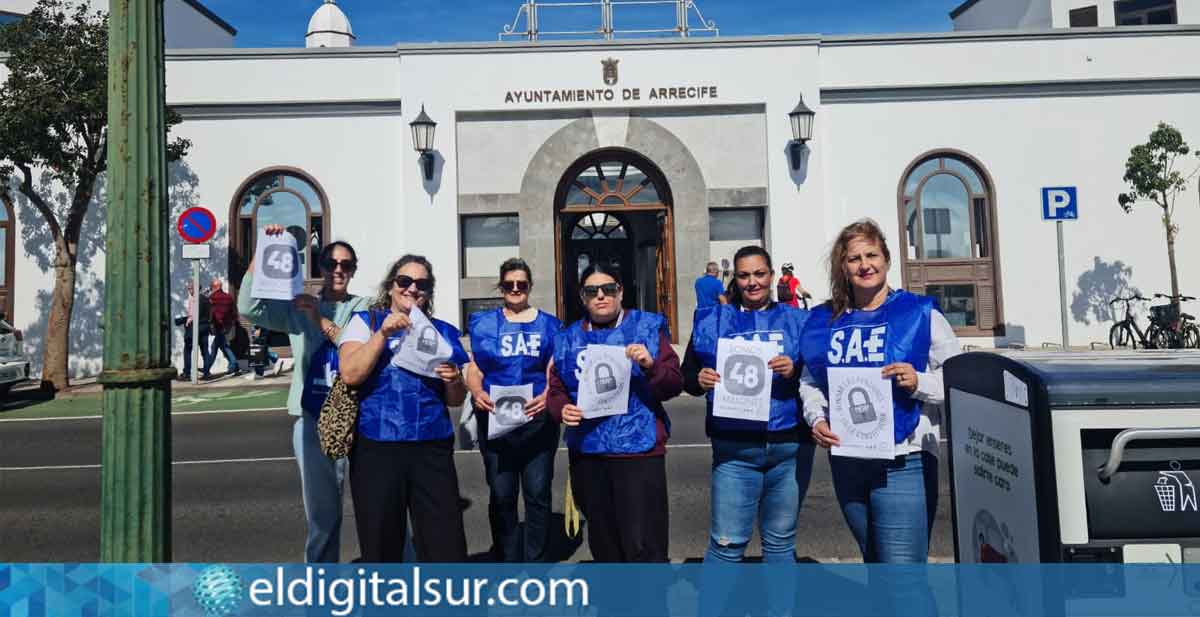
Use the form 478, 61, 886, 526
0, 319, 30, 396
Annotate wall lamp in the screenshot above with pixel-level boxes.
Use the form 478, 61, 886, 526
788, 95, 815, 170
409, 105, 437, 181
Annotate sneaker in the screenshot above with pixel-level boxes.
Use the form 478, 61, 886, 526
271, 361, 285, 377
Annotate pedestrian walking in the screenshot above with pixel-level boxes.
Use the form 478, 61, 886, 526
239, 225, 370, 563
694, 261, 727, 308
465, 258, 563, 562
547, 262, 682, 562
800, 219, 960, 563
338, 254, 470, 563
682, 245, 813, 564
178, 284, 212, 380
206, 278, 243, 377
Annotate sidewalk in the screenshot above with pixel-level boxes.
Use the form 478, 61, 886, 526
49, 363, 294, 397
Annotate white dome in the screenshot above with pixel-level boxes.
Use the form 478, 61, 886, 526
306, 0, 355, 48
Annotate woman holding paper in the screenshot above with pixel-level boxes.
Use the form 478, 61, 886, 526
337, 254, 471, 562
239, 225, 370, 563
546, 262, 683, 562
465, 258, 562, 563
681, 245, 813, 563
799, 219, 960, 563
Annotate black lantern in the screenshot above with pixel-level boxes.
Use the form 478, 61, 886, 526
788, 95, 815, 170
410, 105, 437, 181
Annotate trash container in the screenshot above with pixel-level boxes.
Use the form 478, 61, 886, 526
943, 350, 1200, 564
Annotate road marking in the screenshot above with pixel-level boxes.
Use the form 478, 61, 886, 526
0, 442, 718, 472
0, 407, 288, 423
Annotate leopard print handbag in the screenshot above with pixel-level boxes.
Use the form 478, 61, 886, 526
316, 311, 377, 459
317, 375, 359, 459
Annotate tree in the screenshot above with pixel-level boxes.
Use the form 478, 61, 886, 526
1118, 122, 1200, 311
0, 0, 190, 391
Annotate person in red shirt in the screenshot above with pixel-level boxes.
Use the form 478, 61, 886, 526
776, 263, 812, 309
205, 278, 243, 377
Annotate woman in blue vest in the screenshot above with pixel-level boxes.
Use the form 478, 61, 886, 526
800, 219, 960, 563
546, 262, 683, 562
465, 258, 562, 562
338, 254, 471, 562
682, 245, 813, 563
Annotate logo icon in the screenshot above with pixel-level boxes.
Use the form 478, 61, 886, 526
193, 564, 243, 617
417, 326, 439, 354
847, 386, 878, 424
594, 362, 618, 394
261, 245, 299, 279
1156, 460, 1197, 512
722, 354, 766, 396
601, 57, 619, 86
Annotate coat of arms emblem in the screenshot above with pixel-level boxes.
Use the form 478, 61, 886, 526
601, 58, 619, 86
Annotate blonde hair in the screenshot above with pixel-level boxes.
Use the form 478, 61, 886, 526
826, 219, 892, 321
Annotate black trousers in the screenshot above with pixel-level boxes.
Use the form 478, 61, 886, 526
350, 435, 467, 563
569, 453, 669, 562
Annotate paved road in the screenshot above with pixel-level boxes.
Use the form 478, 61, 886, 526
0, 395, 955, 563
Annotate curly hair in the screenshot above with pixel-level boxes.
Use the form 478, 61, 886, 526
373, 254, 436, 316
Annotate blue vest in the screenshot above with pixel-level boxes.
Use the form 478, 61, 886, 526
553, 310, 669, 455
469, 308, 562, 396
354, 309, 471, 442
800, 290, 933, 444
691, 303, 809, 434
301, 340, 338, 416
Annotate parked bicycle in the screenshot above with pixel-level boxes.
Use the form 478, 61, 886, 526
1109, 293, 1200, 350
1150, 293, 1200, 349
1109, 294, 1155, 349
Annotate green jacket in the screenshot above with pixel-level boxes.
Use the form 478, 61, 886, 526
238, 272, 372, 416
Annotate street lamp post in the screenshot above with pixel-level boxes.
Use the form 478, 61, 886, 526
98, 0, 174, 562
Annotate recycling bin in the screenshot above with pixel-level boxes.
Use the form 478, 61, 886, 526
943, 350, 1200, 564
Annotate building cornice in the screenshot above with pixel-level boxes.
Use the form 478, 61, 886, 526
170, 98, 403, 120
821, 77, 1200, 104
820, 24, 1200, 46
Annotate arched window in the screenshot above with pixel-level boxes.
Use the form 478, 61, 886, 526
898, 152, 1002, 336
563, 159, 664, 208
229, 168, 330, 287
571, 212, 628, 240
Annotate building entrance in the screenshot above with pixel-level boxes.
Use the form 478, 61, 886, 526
554, 150, 677, 339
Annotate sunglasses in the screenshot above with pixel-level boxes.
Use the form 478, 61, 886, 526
321, 258, 357, 272
581, 283, 621, 298
394, 275, 434, 292
501, 280, 530, 294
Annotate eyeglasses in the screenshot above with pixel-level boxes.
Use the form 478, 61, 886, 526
581, 283, 621, 298
321, 258, 357, 272
394, 275, 434, 292
501, 280, 530, 294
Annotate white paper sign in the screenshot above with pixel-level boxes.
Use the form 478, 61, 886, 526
713, 338, 775, 422
828, 367, 895, 460
1003, 370, 1029, 408
251, 229, 304, 301
391, 307, 453, 378
488, 384, 534, 439
576, 344, 632, 419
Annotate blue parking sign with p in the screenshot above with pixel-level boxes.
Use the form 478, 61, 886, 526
1042, 187, 1078, 221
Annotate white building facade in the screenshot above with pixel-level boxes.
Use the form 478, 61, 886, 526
5, 4, 1200, 376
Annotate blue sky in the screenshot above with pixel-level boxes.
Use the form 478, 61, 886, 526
199, 0, 967, 47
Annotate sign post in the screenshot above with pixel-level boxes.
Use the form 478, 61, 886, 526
178, 207, 217, 383
1042, 187, 1078, 350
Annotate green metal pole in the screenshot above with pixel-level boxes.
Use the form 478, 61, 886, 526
98, 0, 174, 562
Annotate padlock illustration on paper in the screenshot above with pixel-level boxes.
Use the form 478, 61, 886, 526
594, 362, 619, 394
847, 387, 878, 425
417, 326, 439, 354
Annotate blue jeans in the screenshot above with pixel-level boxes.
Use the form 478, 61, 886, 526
294, 413, 348, 563
205, 327, 239, 374
704, 438, 816, 562
479, 418, 559, 562
181, 327, 211, 377
831, 451, 938, 563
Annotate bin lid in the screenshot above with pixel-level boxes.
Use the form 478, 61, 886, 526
946, 350, 1200, 408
